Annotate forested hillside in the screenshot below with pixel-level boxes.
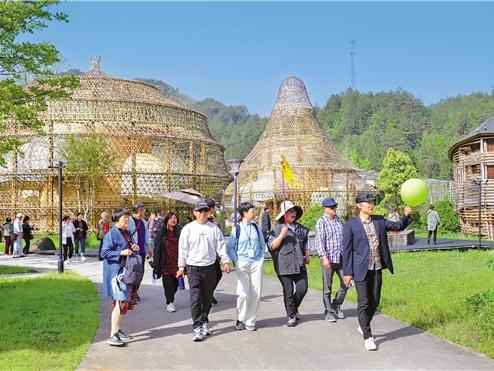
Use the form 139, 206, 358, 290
135, 78, 494, 179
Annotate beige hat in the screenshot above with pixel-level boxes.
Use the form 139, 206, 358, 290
276, 200, 303, 222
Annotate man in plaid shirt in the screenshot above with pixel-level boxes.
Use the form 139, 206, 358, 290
315, 197, 348, 322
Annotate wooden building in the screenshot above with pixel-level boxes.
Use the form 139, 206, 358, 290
449, 117, 494, 238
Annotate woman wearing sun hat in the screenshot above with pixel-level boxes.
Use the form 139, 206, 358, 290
267, 200, 310, 327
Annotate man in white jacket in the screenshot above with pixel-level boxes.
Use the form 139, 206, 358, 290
177, 199, 231, 342
13, 213, 24, 258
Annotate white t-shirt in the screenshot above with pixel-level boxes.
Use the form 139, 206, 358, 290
62, 221, 76, 245
178, 221, 230, 267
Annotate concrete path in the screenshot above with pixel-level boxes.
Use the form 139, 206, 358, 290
1, 254, 493, 370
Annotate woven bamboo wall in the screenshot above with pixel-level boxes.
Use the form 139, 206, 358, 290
225, 76, 369, 216
0, 62, 230, 230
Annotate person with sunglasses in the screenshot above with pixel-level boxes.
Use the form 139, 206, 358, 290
315, 198, 347, 323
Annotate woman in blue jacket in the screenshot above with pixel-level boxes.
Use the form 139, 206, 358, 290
101, 208, 139, 347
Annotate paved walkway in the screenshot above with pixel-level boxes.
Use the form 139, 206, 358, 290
2, 254, 493, 370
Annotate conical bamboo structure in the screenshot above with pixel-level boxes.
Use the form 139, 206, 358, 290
232, 76, 368, 212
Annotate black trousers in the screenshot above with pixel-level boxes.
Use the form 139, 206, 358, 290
4, 237, 12, 255
162, 275, 178, 304
63, 237, 74, 260
321, 262, 348, 313
278, 269, 308, 318
187, 263, 217, 329
355, 269, 382, 339
23, 238, 31, 254
213, 258, 222, 292
427, 228, 438, 244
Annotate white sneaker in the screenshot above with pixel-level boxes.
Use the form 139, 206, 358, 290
193, 328, 204, 342
166, 303, 176, 312
335, 307, 345, 319
358, 326, 376, 340
200, 322, 211, 337
364, 337, 377, 351
81, 256, 86, 262
66, 259, 71, 264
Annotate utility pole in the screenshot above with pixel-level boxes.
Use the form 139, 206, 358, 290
350, 40, 356, 90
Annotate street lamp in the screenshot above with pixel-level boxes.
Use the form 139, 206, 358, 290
227, 159, 243, 226
473, 176, 488, 249
49, 161, 64, 273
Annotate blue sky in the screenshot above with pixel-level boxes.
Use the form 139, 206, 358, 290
35, 2, 494, 115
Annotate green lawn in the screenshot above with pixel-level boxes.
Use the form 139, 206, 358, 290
0, 265, 37, 275
264, 250, 494, 358
0, 273, 100, 370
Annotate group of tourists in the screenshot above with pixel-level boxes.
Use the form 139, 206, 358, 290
1, 213, 34, 257
61, 212, 89, 263
99, 191, 412, 351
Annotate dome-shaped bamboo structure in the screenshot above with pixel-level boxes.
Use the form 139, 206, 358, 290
0, 58, 230, 230
229, 76, 368, 214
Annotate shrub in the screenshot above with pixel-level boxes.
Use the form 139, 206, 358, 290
466, 290, 494, 339
299, 204, 324, 231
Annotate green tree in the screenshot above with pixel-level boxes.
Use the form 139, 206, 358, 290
377, 148, 418, 212
62, 136, 115, 216
0, 0, 79, 161
415, 132, 452, 179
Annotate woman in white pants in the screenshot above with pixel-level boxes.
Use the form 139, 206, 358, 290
13, 213, 24, 258
227, 202, 266, 331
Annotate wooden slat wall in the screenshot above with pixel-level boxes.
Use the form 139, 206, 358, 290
452, 136, 494, 238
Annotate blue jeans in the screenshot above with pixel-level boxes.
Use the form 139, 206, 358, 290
75, 238, 86, 256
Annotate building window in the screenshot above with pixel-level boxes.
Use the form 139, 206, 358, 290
487, 139, 494, 152
487, 165, 494, 179
471, 143, 481, 152
466, 164, 480, 176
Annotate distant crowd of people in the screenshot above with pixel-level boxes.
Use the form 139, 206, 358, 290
1, 213, 34, 258
98, 192, 412, 352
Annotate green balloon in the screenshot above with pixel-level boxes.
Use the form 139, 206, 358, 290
400, 178, 428, 207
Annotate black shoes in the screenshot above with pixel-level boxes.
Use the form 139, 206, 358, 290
235, 320, 246, 331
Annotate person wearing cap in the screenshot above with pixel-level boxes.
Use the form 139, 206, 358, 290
267, 200, 310, 327
101, 208, 140, 347
177, 199, 232, 342
342, 192, 412, 351
127, 202, 151, 303
12, 213, 24, 258
315, 198, 347, 323
227, 201, 266, 331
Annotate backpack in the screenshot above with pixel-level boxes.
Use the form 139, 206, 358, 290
120, 254, 144, 287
